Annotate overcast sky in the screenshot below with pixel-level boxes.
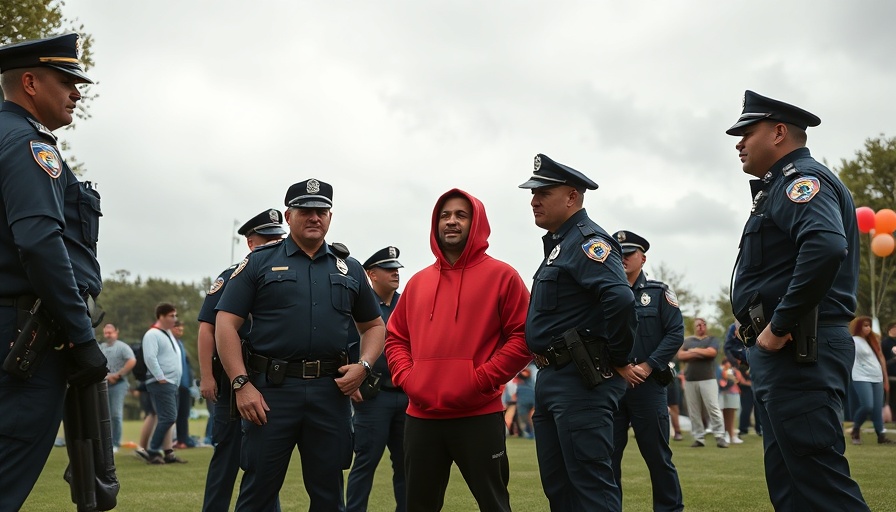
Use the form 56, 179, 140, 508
59, 0, 896, 318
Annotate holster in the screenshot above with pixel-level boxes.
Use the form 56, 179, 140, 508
2, 299, 59, 380
62, 381, 120, 512
358, 370, 382, 400
744, 298, 818, 364
652, 365, 674, 386
561, 327, 609, 389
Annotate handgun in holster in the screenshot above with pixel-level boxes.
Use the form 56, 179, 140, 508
560, 327, 605, 389
792, 307, 818, 364
2, 299, 59, 380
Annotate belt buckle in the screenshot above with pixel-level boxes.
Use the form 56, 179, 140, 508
533, 353, 550, 369
302, 360, 321, 379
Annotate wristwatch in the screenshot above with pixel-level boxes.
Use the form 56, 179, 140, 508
358, 360, 372, 376
232, 374, 250, 392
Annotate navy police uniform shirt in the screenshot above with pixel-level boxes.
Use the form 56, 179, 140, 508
216, 236, 381, 360
349, 291, 400, 383
526, 209, 637, 366
630, 271, 684, 370
731, 147, 858, 332
0, 100, 97, 343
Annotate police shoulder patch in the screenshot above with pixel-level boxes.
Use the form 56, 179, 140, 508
582, 238, 611, 263
785, 176, 820, 203
207, 276, 225, 294
665, 289, 680, 308
30, 141, 63, 178
231, 257, 249, 279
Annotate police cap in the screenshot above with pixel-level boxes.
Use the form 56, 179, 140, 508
518, 154, 599, 190
613, 230, 649, 255
363, 246, 403, 270
0, 33, 93, 84
238, 209, 286, 237
285, 178, 333, 209
726, 90, 820, 136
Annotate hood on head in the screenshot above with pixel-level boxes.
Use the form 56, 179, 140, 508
429, 188, 490, 268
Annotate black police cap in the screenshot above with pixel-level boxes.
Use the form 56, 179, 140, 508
518, 154, 599, 190
285, 178, 333, 209
363, 246, 403, 270
238, 209, 286, 237
613, 230, 650, 255
726, 90, 820, 136
0, 33, 93, 83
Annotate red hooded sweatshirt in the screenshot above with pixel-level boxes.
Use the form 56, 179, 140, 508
385, 189, 532, 419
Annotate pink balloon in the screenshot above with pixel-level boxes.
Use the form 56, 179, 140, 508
856, 206, 875, 233
872, 233, 895, 258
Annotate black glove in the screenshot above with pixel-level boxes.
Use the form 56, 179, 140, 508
67, 341, 108, 387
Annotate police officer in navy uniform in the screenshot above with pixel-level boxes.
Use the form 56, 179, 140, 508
728, 91, 869, 510
520, 154, 637, 511
198, 208, 285, 512
346, 246, 408, 512
0, 33, 108, 510
215, 179, 385, 512
610, 230, 684, 512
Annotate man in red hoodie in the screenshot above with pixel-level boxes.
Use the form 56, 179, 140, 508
385, 189, 533, 512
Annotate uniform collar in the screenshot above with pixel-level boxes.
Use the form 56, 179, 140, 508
283, 236, 329, 259
760, 147, 812, 185
632, 271, 648, 290
541, 209, 589, 256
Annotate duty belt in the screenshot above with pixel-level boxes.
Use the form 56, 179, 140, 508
0, 295, 38, 309
247, 353, 344, 379
532, 341, 573, 370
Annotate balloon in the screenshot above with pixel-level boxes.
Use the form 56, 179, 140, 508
856, 206, 876, 233
875, 208, 896, 234
871, 233, 895, 257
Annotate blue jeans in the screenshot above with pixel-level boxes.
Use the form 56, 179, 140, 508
851, 380, 884, 435
147, 381, 178, 453
106, 379, 129, 447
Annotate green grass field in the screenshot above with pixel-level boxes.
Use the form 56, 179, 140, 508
24, 419, 896, 511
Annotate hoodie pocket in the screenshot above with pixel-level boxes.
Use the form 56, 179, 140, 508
403, 358, 493, 413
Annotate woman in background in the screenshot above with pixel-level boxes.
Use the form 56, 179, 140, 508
849, 316, 893, 444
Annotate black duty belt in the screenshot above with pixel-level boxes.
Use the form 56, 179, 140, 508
247, 353, 343, 379
0, 296, 38, 309
532, 341, 573, 370
380, 384, 404, 393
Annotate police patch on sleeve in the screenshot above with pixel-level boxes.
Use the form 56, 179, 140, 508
785, 176, 820, 203
207, 277, 225, 295
30, 141, 62, 178
665, 289, 679, 308
582, 238, 611, 263
231, 257, 249, 279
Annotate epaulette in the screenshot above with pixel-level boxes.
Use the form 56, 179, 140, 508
644, 279, 669, 290
27, 118, 57, 143
253, 239, 283, 252
576, 223, 597, 238
330, 242, 350, 259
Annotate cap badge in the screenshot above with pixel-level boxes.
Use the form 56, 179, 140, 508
388, 246, 397, 258
269, 209, 279, 222
582, 238, 611, 263
336, 258, 348, 275
30, 141, 62, 178
231, 257, 249, 279
547, 245, 561, 265
786, 176, 820, 204
616, 232, 626, 242
306, 179, 320, 194
208, 277, 225, 295
640, 292, 651, 306
741, 93, 746, 108
75, 35, 82, 58
534, 155, 542, 171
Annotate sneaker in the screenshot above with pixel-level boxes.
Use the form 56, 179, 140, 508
878, 433, 895, 445
147, 454, 166, 465
112, 446, 119, 454
173, 441, 188, 450
690, 440, 705, 448
134, 447, 151, 462
851, 428, 861, 445
731, 436, 744, 444
673, 432, 683, 441
716, 437, 729, 448
163, 450, 188, 464
738, 430, 749, 436
723, 432, 731, 443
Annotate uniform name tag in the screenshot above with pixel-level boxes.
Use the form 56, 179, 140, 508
272, 266, 289, 271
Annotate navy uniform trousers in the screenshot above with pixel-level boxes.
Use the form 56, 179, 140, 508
202, 383, 242, 511
611, 378, 683, 512
0, 307, 68, 510
747, 325, 868, 512
533, 363, 626, 511
235, 374, 352, 512
346, 389, 408, 512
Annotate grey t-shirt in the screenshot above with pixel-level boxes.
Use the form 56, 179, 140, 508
99, 339, 135, 375
681, 335, 719, 381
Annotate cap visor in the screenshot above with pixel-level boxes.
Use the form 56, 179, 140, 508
518, 178, 561, 189
47, 63, 93, 84
253, 226, 286, 236
290, 200, 332, 208
376, 262, 403, 269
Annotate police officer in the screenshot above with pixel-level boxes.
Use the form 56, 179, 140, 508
520, 154, 637, 511
215, 179, 385, 511
610, 230, 684, 511
198, 208, 285, 512
346, 246, 408, 512
727, 91, 869, 510
0, 33, 108, 510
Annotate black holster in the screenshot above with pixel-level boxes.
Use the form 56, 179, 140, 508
2, 299, 59, 380
560, 327, 609, 389
358, 370, 382, 400
62, 381, 120, 512
744, 299, 818, 364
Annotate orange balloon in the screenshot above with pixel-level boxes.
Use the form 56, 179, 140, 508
875, 209, 896, 234
871, 233, 895, 257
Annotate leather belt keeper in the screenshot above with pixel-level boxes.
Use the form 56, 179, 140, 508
247, 353, 343, 379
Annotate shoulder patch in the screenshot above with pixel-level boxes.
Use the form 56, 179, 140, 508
665, 289, 679, 308
30, 141, 63, 178
582, 238, 611, 263
230, 257, 249, 279
786, 176, 820, 203
207, 276, 225, 295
